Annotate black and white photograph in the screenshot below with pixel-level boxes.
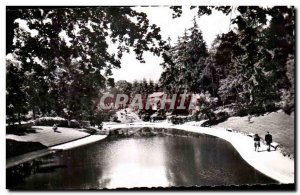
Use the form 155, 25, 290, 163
5, 3, 296, 191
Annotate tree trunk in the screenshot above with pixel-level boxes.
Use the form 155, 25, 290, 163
17, 112, 21, 125
32, 108, 36, 120
205, 111, 212, 121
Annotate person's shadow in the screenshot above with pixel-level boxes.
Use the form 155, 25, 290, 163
258, 149, 275, 152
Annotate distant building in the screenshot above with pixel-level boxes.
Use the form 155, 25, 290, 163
148, 92, 165, 111
148, 92, 201, 113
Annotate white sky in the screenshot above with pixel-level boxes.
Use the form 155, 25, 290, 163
9, 6, 233, 83
112, 6, 232, 82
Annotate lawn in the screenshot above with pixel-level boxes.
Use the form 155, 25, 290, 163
6, 126, 90, 158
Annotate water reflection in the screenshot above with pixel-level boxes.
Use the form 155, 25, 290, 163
99, 138, 170, 188
10, 132, 277, 190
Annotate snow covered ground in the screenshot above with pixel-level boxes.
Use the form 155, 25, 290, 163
103, 122, 294, 184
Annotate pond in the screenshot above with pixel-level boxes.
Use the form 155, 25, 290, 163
9, 128, 277, 189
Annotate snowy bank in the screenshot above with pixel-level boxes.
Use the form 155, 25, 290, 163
103, 122, 294, 184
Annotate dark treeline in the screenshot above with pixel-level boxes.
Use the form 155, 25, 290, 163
108, 79, 161, 96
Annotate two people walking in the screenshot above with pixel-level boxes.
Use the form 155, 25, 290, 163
254, 132, 273, 152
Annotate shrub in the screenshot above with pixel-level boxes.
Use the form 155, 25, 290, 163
79, 120, 90, 128
141, 113, 151, 121
34, 117, 81, 128
111, 115, 121, 123
215, 111, 229, 120
83, 127, 98, 135
149, 109, 167, 122
150, 114, 166, 121
190, 111, 201, 121
70, 120, 81, 128
278, 88, 294, 115
170, 115, 190, 124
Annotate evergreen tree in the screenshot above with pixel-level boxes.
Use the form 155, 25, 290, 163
153, 82, 160, 92
131, 80, 142, 95
168, 6, 295, 115
186, 18, 209, 93
107, 78, 115, 89
160, 20, 209, 94
115, 80, 132, 95
141, 78, 149, 95
6, 59, 28, 124
148, 79, 155, 94
215, 7, 295, 114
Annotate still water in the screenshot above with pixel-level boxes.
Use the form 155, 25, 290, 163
11, 133, 276, 189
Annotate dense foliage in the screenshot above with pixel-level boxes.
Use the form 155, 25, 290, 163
6, 6, 295, 125
162, 6, 295, 115
6, 6, 165, 124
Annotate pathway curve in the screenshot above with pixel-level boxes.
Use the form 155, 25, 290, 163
103, 122, 294, 184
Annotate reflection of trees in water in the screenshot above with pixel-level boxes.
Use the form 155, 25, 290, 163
56, 142, 109, 189
163, 136, 198, 186
10, 145, 108, 189
162, 136, 230, 186
162, 136, 276, 186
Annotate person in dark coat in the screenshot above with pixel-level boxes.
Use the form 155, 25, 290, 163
253, 134, 260, 152
53, 123, 58, 132
265, 132, 273, 152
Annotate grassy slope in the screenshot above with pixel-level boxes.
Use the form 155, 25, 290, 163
214, 110, 294, 156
